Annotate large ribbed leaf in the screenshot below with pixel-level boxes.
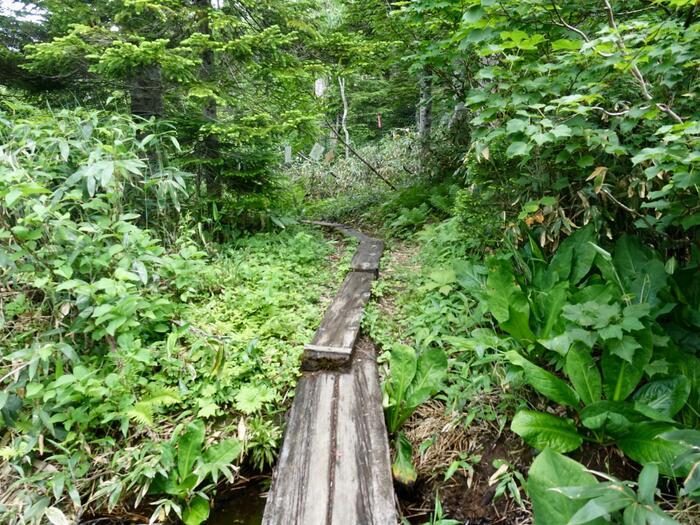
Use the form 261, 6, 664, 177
511, 409, 583, 453
506, 351, 579, 407
527, 449, 605, 525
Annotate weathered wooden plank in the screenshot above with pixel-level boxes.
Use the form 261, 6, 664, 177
330, 341, 396, 525
301, 220, 375, 243
351, 239, 384, 274
263, 222, 393, 524
302, 271, 374, 370
261, 372, 336, 525
263, 341, 397, 525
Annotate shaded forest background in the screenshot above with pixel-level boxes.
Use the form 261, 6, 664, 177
1, 0, 700, 524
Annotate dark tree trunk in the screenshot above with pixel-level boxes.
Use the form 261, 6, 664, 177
417, 66, 432, 169
196, 0, 221, 193
129, 64, 163, 118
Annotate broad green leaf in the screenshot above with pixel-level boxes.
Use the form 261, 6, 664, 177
506, 351, 579, 407
203, 438, 242, 482
568, 493, 634, 524
406, 347, 447, 408
551, 125, 573, 138
618, 422, 688, 476
235, 384, 275, 414
453, 259, 487, 291
623, 505, 679, 525
607, 335, 641, 364
511, 409, 583, 452
565, 347, 601, 406
506, 141, 530, 157
527, 449, 603, 525
501, 294, 536, 343
385, 343, 418, 433
386, 344, 417, 401
552, 39, 582, 51
177, 420, 205, 481
661, 429, 700, 448
534, 281, 568, 339
506, 118, 527, 134
391, 433, 417, 487
562, 301, 620, 329
463, 5, 485, 23
182, 495, 210, 525
539, 332, 572, 356
484, 258, 519, 323
637, 463, 659, 505
633, 377, 690, 418
580, 401, 641, 437
613, 236, 669, 310
602, 341, 652, 401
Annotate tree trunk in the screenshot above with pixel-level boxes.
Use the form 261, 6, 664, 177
338, 77, 350, 159
129, 64, 163, 118
417, 66, 432, 168
329, 114, 339, 154
196, 0, 220, 193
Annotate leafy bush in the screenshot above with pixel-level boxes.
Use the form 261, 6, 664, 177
405, 0, 700, 247
383, 344, 448, 434
462, 227, 700, 477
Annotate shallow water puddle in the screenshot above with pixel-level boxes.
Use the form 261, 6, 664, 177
206, 482, 266, 525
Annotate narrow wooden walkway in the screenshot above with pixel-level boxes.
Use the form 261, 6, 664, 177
262, 223, 396, 525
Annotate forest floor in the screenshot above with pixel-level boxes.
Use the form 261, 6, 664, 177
364, 231, 700, 525
365, 240, 534, 524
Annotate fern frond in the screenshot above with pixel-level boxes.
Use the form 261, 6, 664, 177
127, 402, 154, 426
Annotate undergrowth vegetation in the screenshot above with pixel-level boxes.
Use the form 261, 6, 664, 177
0, 99, 350, 524
3, 0, 700, 523
361, 186, 700, 523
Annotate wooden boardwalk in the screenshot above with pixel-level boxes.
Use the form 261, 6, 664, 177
262, 223, 396, 525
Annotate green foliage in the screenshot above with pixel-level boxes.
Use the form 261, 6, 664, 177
488, 459, 526, 508
662, 430, 700, 497
528, 449, 603, 525
0, 100, 348, 523
12, 0, 322, 206
149, 420, 242, 525
527, 449, 680, 524
392, 432, 418, 487
551, 463, 680, 525
383, 343, 448, 433
401, 0, 700, 242
464, 226, 700, 474
296, 130, 420, 223
4, 0, 700, 519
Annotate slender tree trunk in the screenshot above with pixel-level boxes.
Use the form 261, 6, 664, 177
196, 0, 220, 193
338, 77, 350, 159
417, 66, 432, 168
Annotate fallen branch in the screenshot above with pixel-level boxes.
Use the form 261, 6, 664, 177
323, 118, 397, 190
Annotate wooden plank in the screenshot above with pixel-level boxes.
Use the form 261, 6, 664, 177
351, 239, 384, 274
302, 271, 374, 370
302, 220, 375, 243
330, 341, 396, 525
263, 341, 397, 525
261, 372, 336, 525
